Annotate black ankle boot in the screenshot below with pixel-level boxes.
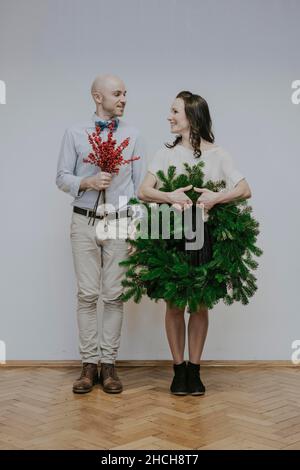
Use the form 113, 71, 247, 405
187, 361, 205, 396
170, 361, 188, 395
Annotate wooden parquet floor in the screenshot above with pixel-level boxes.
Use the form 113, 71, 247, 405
0, 365, 299, 450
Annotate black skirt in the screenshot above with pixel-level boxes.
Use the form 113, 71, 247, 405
185, 222, 213, 266
176, 206, 213, 267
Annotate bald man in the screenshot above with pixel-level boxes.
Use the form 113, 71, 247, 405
56, 75, 147, 394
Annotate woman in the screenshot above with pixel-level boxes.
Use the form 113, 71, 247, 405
138, 91, 252, 396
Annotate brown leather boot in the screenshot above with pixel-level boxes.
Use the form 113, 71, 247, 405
100, 363, 123, 394
72, 363, 98, 394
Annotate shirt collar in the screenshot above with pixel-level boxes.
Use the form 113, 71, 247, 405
92, 112, 120, 124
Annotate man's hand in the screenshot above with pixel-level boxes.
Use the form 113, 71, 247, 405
89, 172, 112, 190
85, 172, 112, 191
193, 187, 220, 211
167, 185, 193, 211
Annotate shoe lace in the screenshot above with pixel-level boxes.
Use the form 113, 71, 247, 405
103, 364, 118, 379
80, 363, 95, 379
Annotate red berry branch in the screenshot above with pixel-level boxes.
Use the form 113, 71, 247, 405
83, 122, 140, 225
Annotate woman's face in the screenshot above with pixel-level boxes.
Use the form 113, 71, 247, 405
168, 98, 190, 135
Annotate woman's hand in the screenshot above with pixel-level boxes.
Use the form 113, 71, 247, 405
167, 185, 193, 211
193, 187, 220, 211
127, 244, 136, 255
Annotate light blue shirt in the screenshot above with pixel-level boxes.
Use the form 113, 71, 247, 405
56, 113, 147, 211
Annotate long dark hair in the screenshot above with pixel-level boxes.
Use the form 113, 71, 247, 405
165, 91, 215, 158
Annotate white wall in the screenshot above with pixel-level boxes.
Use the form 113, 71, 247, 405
0, 0, 299, 360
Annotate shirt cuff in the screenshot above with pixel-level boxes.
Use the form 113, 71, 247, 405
70, 176, 85, 199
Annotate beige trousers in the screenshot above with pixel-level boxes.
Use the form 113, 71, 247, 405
70, 212, 129, 364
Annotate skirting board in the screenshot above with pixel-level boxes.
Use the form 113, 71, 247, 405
0, 360, 297, 368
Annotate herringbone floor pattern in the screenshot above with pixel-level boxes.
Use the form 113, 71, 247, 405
0, 366, 299, 450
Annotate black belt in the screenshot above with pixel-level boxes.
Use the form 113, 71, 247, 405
73, 206, 132, 220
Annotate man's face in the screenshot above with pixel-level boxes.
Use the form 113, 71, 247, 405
99, 79, 127, 118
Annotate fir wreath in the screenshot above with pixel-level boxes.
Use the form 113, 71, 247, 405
120, 161, 262, 312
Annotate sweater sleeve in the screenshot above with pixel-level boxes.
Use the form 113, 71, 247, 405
147, 148, 168, 188
221, 150, 245, 190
